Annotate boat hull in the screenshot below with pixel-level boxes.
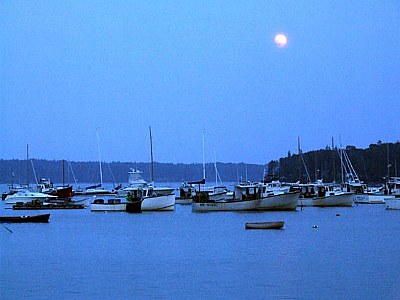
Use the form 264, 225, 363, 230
0, 213, 50, 223
91, 203, 127, 211
5, 192, 57, 204
299, 192, 353, 207
192, 199, 258, 212
175, 197, 192, 205
258, 191, 299, 211
385, 197, 400, 210
141, 194, 175, 211
355, 194, 394, 204
245, 221, 284, 230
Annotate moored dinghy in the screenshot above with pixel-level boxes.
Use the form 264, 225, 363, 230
0, 213, 50, 223
245, 221, 285, 230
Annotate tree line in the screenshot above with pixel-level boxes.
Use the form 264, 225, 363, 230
267, 141, 400, 184
0, 159, 265, 186
1, 141, 398, 185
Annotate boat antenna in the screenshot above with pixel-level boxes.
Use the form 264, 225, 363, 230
149, 126, 154, 184
96, 128, 103, 187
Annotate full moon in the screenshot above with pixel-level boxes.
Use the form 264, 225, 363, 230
274, 34, 287, 47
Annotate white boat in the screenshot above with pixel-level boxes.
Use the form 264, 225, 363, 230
344, 181, 390, 204
385, 197, 400, 210
236, 182, 299, 211
90, 198, 126, 211
125, 127, 175, 211
298, 181, 353, 207
192, 182, 299, 212
384, 177, 400, 210
118, 168, 173, 197
4, 189, 57, 204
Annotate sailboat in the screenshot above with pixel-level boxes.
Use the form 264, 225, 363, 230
82, 129, 115, 196
125, 127, 175, 212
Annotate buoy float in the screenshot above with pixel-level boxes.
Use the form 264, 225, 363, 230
313, 225, 318, 228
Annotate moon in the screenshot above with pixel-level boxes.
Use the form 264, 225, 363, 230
274, 34, 288, 47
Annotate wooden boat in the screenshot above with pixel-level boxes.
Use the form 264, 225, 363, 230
245, 221, 284, 230
0, 213, 50, 223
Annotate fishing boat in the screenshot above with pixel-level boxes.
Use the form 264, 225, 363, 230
298, 181, 353, 207
192, 181, 299, 212
245, 221, 284, 230
90, 198, 127, 212
0, 213, 50, 223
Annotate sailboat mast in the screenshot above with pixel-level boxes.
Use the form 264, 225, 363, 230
331, 137, 336, 183
96, 129, 103, 186
297, 137, 301, 182
202, 130, 206, 181
387, 143, 390, 180
62, 159, 65, 187
26, 144, 29, 188
149, 126, 154, 184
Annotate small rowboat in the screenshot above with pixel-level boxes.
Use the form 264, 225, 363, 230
0, 213, 50, 223
245, 221, 284, 230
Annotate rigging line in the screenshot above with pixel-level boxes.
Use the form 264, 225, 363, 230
30, 159, 39, 185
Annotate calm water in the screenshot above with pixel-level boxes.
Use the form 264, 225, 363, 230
1, 183, 399, 299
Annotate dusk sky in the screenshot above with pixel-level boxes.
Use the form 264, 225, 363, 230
1, 2, 399, 165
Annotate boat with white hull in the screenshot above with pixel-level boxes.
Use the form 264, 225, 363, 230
5, 189, 57, 204
91, 198, 127, 211
385, 197, 400, 210
141, 193, 175, 211
298, 182, 353, 207
192, 182, 299, 212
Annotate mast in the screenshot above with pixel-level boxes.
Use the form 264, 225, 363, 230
26, 144, 30, 188
331, 137, 336, 183
202, 130, 206, 181
62, 159, 65, 187
149, 126, 154, 184
297, 137, 301, 182
213, 149, 217, 186
387, 143, 390, 180
96, 128, 103, 186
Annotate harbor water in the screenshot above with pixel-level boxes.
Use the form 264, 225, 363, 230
1, 183, 399, 299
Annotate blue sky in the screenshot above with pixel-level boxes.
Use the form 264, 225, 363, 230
1, 1, 399, 164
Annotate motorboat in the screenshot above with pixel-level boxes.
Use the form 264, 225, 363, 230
298, 181, 353, 207
90, 198, 127, 212
4, 189, 57, 205
191, 181, 299, 212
